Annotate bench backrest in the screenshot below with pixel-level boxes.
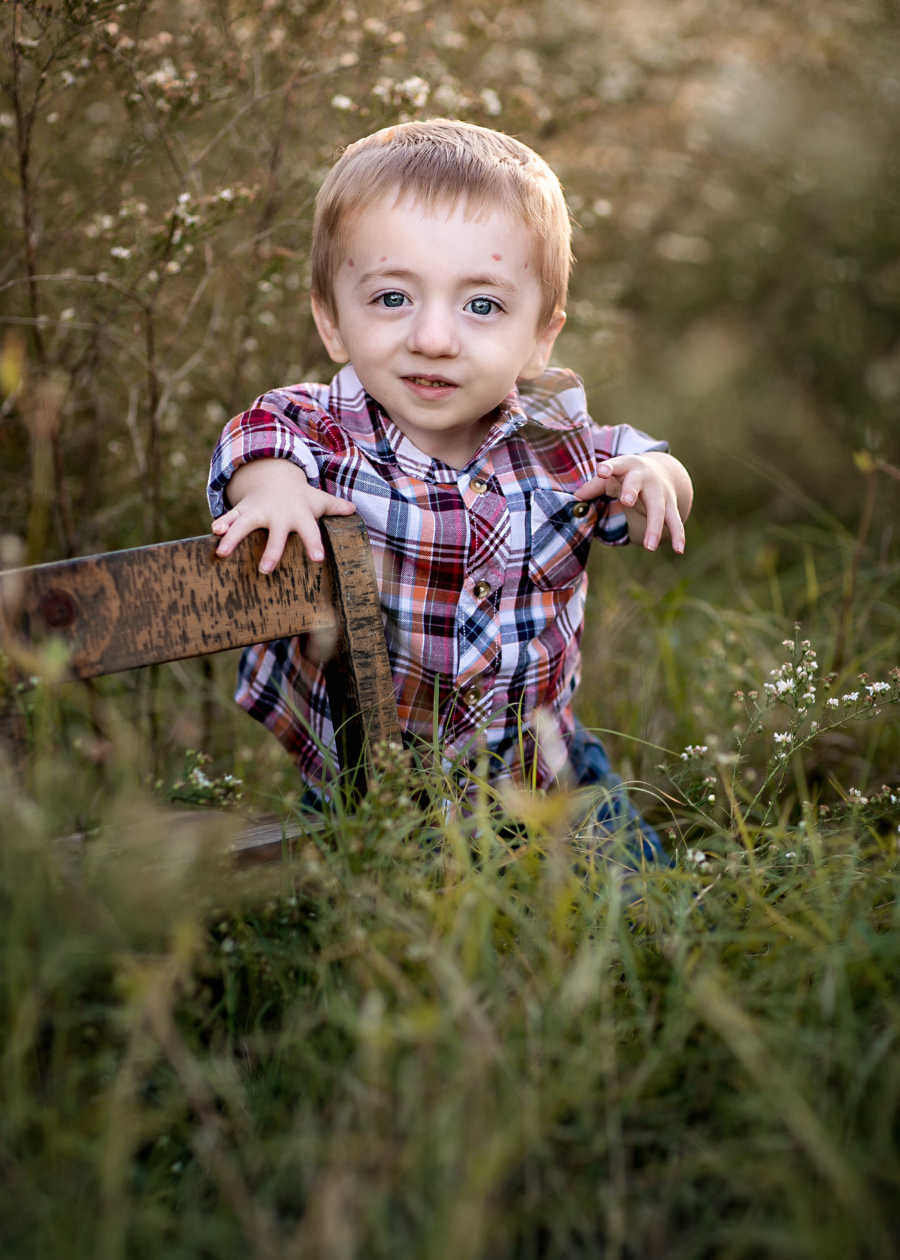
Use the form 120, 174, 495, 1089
0, 516, 401, 796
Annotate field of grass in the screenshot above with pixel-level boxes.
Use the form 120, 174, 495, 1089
2, 493, 898, 1259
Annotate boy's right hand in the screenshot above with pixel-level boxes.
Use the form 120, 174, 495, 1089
211, 458, 356, 572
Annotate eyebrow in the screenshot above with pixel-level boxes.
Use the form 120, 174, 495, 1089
355, 265, 520, 293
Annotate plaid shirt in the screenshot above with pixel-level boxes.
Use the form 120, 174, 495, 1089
208, 364, 666, 787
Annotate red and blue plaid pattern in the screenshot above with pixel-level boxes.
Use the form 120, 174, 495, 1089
208, 365, 667, 787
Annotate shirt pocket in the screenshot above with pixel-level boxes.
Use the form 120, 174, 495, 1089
527, 487, 597, 592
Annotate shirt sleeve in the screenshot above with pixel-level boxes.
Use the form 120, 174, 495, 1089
207, 388, 324, 518
516, 368, 672, 548
591, 422, 670, 546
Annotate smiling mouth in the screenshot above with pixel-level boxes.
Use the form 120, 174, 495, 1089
404, 375, 457, 388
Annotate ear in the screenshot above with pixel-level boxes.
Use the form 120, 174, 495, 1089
519, 309, 566, 380
310, 294, 350, 364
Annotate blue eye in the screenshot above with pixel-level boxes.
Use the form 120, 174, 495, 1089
376, 291, 407, 308
465, 296, 500, 316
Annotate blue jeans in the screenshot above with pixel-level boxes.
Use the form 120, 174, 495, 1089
567, 722, 668, 866
302, 722, 667, 868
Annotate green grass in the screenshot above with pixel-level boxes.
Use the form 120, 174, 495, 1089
1, 527, 898, 1259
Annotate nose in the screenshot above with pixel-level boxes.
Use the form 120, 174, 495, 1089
405, 302, 459, 358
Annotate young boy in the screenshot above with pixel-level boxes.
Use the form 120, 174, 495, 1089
208, 119, 692, 850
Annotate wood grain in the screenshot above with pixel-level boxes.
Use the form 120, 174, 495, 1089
0, 529, 337, 677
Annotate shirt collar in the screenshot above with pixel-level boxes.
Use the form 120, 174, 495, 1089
326, 363, 585, 480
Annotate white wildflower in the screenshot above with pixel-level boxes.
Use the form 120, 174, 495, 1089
481, 87, 502, 115
433, 83, 465, 112
331, 94, 353, 110
399, 76, 430, 108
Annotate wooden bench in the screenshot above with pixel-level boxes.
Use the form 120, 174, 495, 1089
0, 516, 401, 864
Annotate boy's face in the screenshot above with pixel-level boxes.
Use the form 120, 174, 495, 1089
311, 193, 565, 467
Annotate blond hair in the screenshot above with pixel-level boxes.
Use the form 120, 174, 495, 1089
311, 118, 571, 328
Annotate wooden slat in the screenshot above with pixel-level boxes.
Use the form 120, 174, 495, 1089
322, 516, 403, 778
1, 514, 404, 839
0, 529, 338, 678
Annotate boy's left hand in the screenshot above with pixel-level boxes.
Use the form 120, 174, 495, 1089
575, 452, 692, 553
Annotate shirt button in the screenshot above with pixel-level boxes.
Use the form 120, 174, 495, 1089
473, 580, 491, 600
572, 500, 591, 518
470, 477, 488, 494
463, 684, 482, 706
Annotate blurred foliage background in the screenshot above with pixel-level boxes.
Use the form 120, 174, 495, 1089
1, 0, 898, 796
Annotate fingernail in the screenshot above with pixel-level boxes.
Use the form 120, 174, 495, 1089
259, 561, 273, 573
311, 550, 323, 563
644, 534, 658, 549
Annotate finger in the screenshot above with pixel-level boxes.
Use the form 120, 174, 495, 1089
574, 476, 605, 501
214, 511, 257, 557
318, 493, 356, 516
616, 469, 644, 510
211, 509, 237, 535
575, 474, 618, 501
597, 458, 635, 483
638, 488, 665, 551
258, 526, 290, 573
291, 516, 327, 566
666, 501, 686, 554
